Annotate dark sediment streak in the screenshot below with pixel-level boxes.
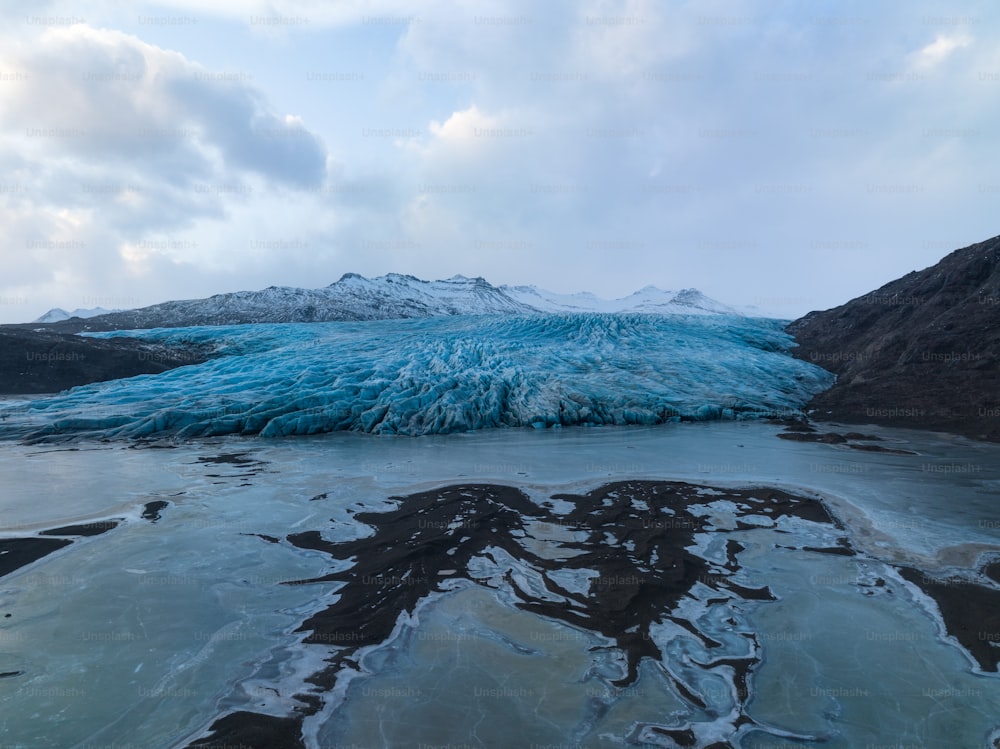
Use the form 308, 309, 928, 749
985, 562, 1000, 585
0, 537, 73, 578
899, 567, 1000, 672
777, 431, 848, 444
141, 500, 169, 522
185, 480, 843, 748
0, 509, 140, 583
244, 533, 280, 544
776, 428, 918, 454
802, 545, 856, 557
846, 443, 917, 455
185, 712, 306, 749
39, 519, 120, 537
287, 484, 544, 685
193, 452, 269, 484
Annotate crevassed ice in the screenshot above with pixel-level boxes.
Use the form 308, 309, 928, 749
0, 313, 833, 441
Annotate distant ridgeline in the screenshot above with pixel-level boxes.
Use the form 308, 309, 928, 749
0, 314, 832, 442
36, 273, 746, 332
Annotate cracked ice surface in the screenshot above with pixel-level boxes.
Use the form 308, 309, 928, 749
0, 313, 833, 441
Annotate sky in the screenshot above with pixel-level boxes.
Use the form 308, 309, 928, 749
1, 0, 998, 322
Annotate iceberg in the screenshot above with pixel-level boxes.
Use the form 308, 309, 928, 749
0, 313, 833, 442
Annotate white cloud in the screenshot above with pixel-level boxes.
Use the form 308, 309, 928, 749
429, 105, 497, 141
569, 0, 690, 81
910, 33, 972, 71
0, 22, 333, 319
423, 104, 540, 167
0, 25, 327, 185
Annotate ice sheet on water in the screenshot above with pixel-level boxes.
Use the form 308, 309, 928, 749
0, 313, 833, 441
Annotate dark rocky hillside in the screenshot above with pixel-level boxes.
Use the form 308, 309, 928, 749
0, 328, 212, 394
788, 235, 1000, 441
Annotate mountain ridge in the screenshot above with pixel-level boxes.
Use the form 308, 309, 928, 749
34, 306, 118, 323
37, 274, 743, 332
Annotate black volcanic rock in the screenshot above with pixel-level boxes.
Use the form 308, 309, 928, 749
788, 235, 1000, 441
0, 327, 212, 394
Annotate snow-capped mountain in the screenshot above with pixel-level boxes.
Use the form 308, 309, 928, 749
500, 284, 740, 315
44, 274, 744, 331
332, 273, 535, 317
34, 307, 118, 323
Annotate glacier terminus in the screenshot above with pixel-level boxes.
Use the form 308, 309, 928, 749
0, 312, 833, 442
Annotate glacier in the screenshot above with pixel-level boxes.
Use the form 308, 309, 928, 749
0, 313, 833, 442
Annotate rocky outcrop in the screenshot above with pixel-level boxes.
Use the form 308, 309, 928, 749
788, 235, 1000, 441
0, 327, 212, 394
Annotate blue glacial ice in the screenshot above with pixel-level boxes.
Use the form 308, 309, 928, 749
0, 313, 834, 441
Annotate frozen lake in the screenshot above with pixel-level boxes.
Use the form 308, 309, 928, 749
1, 420, 998, 747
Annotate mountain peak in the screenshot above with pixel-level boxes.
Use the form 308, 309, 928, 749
444, 274, 487, 284
333, 272, 366, 284
34, 306, 116, 323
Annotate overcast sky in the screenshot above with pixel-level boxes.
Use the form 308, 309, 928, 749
1, 0, 998, 322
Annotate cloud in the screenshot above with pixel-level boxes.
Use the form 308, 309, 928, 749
0, 25, 327, 187
423, 104, 540, 168
429, 105, 498, 141
568, 0, 692, 81
0, 23, 335, 317
910, 33, 972, 71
